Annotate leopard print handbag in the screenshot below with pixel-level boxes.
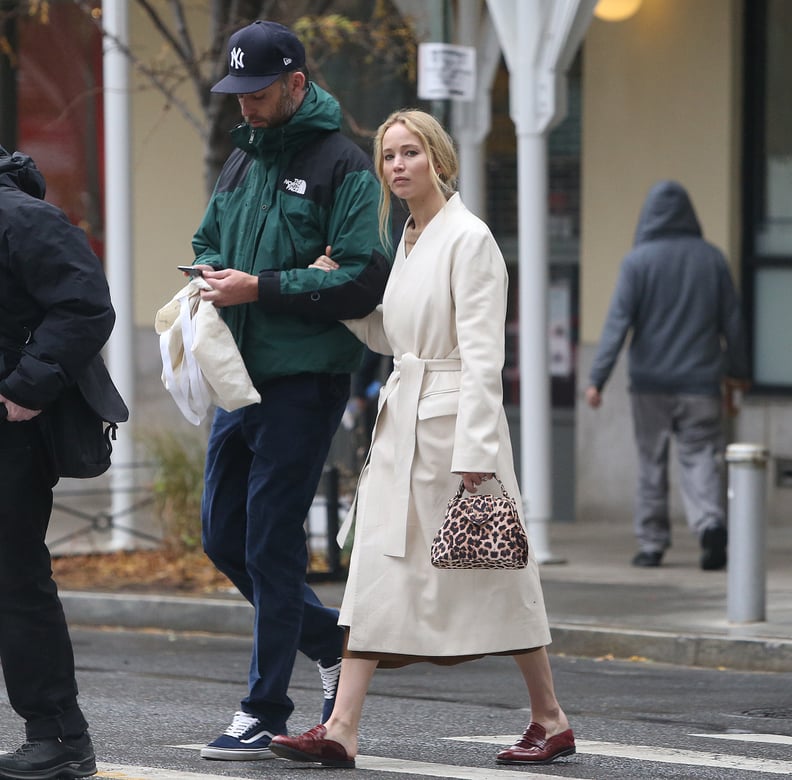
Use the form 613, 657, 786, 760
430, 476, 529, 569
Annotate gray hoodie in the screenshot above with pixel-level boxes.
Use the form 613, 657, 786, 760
589, 180, 748, 395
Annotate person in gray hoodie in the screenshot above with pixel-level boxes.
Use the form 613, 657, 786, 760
585, 180, 749, 570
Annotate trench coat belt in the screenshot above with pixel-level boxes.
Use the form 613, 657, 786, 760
336, 352, 462, 556
383, 352, 462, 558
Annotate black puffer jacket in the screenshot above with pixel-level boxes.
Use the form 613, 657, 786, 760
0, 150, 115, 409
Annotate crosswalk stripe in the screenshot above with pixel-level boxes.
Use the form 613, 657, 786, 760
10, 736, 791, 780
355, 755, 587, 778
172, 736, 792, 777
100, 757, 588, 780
167, 745, 587, 779
450, 736, 792, 775
576, 740, 792, 775
691, 732, 792, 746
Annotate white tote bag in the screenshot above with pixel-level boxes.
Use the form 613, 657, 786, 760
155, 279, 261, 425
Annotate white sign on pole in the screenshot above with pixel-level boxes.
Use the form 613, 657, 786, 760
417, 43, 476, 101
548, 279, 572, 377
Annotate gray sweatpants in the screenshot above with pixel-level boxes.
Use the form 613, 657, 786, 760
630, 392, 725, 553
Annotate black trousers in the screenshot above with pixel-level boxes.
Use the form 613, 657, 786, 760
0, 419, 88, 740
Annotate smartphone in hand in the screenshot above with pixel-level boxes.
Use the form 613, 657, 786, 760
177, 265, 204, 278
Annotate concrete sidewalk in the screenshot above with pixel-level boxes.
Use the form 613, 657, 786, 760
59, 517, 792, 673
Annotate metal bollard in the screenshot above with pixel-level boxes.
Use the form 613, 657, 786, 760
725, 443, 769, 623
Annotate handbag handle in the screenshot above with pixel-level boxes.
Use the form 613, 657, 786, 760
454, 474, 513, 502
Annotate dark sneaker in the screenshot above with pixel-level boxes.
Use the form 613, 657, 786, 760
317, 657, 342, 723
200, 711, 275, 761
631, 550, 663, 567
700, 525, 727, 571
0, 733, 96, 780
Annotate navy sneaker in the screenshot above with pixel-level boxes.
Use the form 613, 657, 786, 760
200, 711, 275, 761
317, 657, 342, 723
0, 733, 96, 779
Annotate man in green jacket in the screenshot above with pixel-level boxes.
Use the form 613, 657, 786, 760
190, 20, 389, 761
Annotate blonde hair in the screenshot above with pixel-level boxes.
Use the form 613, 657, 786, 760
373, 109, 459, 249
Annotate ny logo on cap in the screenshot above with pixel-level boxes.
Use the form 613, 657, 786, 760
283, 57, 292, 66
230, 46, 245, 70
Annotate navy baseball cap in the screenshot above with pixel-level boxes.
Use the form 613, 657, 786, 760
211, 20, 306, 94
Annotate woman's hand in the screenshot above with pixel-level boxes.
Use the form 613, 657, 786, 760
309, 245, 339, 272
461, 472, 493, 493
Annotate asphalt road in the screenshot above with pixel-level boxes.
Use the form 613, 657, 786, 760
1, 627, 791, 780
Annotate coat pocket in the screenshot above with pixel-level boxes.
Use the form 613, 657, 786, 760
417, 389, 459, 420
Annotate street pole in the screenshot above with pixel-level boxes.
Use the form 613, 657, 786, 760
486, 0, 595, 562
452, 0, 501, 221
516, 129, 556, 562
102, 0, 137, 550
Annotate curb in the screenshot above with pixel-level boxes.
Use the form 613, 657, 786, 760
60, 592, 792, 674
549, 623, 792, 673
61, 591, 253, 636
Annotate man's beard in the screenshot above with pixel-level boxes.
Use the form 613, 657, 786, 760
260, 85, 300, 128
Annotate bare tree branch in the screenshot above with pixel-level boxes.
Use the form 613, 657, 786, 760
12, 0, 417, 198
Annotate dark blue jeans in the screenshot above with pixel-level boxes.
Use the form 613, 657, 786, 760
0, 419, 88, 740
202, 373, 348, 734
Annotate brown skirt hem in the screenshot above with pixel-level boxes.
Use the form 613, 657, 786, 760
343, 646, 541, 669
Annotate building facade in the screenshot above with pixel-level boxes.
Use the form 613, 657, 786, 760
4, 0, 791, 532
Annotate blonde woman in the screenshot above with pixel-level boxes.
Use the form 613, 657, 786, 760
271, 110, 575, 769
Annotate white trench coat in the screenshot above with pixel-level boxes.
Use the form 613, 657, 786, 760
338, 194, 551, 658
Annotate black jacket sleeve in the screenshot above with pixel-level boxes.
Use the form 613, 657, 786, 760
0, 196, 115, 409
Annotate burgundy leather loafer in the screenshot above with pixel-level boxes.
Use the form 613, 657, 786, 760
270, 724, 355, 768
496, 722, 576, 765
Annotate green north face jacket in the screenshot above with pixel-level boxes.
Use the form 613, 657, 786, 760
192, 84, 389, 387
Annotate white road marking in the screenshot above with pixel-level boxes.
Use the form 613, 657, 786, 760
167, 745, 585, 779
450, 735, 792, 775
101, 757, 586, 780
354, 755, 585, 778
576, 741, 792, 775
691, 732, 792, 746
106, 734, 792, 780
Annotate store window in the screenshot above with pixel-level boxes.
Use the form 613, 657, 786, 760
744, 0, 792, 388
16, 4, 104, 257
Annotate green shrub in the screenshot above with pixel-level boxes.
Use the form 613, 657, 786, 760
142, 431, 206, 552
